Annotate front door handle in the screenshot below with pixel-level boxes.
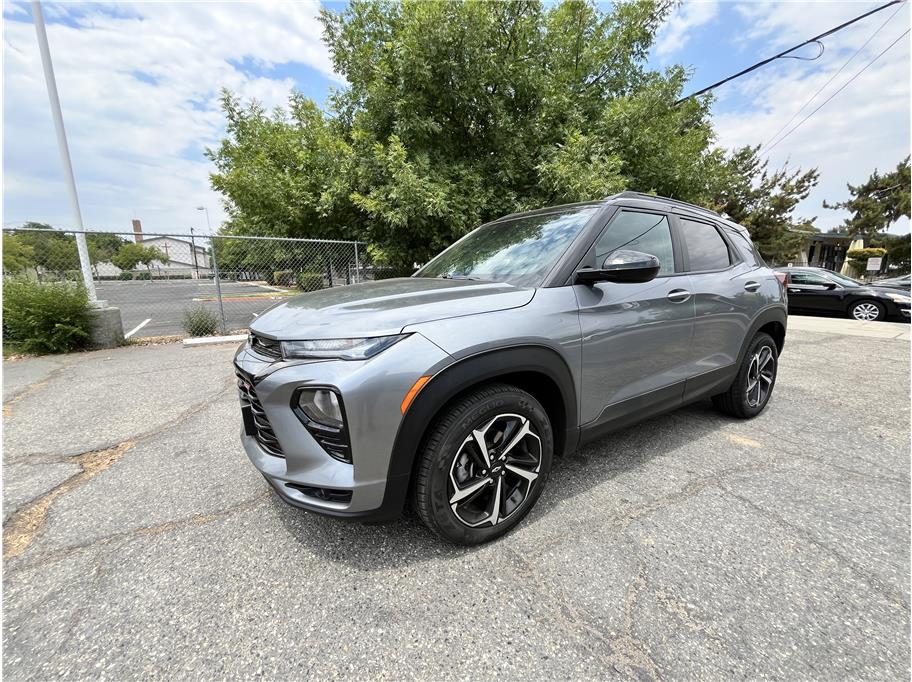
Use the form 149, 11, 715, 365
744, 281, 761, 292
667, 289, 691, 303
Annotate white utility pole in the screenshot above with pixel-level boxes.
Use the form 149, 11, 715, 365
31, 0, 98, 304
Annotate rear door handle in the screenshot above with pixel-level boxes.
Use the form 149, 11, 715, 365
667, 289, 691, 303
744, 281, 761, 292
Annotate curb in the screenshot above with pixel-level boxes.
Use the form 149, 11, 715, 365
183, 334, 247, 347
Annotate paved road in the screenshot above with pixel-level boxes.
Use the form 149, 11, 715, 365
2, 321, 909, 679
95, 280, 289, 338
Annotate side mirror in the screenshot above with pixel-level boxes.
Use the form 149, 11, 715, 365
575, 250, 661, 285
823, 282, 838, 290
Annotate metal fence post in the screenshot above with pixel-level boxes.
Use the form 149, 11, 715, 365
354, 242, 360, 284
210, 237, 228, 334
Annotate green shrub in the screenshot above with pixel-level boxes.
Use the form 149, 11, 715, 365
181, 305, 219, 337
117, 271, 133, 280
134, 270, 152, 280
296, 272, 324, 291
2, 279, 91, 354
847, 247, 887, 273
273, 270, 295, 286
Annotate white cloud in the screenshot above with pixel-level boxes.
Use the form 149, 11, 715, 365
655, 1, 719, 58
2, 0, 336, 235
714, 2, 911, 233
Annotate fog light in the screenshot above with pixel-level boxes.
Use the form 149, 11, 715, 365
297, 388, 343, 429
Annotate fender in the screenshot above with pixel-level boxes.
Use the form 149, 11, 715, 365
371, 345, 579, 522
737, 305, 788, 367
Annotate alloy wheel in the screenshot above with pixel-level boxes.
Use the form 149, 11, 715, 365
448, 413, 542, 528
852, 302, 881, 321
745, 345, 775, 408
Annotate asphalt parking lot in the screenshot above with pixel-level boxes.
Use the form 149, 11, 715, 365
94, 279, 288, 337
2, 317, 909, 679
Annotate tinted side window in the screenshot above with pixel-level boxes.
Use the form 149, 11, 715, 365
595, 211, 674, 276
680, 218, 731, 271
789, 272, 831, 286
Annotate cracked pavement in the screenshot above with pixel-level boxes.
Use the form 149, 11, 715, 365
2, 323, 909, 679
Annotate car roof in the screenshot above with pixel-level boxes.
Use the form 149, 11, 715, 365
495, 192, 736, 227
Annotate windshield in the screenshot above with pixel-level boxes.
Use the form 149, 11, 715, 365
825, 271, 863, 286
414, 207, 597, 287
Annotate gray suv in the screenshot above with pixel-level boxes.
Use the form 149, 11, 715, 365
234, 192, 787, 544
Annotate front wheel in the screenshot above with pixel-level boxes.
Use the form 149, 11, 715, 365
712, 332, 778, 419
413, 383, 553, 545
849, 300, 886, 322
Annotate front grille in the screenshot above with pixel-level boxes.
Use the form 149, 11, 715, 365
236, 369, 284, 458
250, 333, 282, 360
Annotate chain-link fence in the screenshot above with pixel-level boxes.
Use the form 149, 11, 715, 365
2, 227, 393, 339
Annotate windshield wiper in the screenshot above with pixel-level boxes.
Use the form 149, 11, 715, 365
438, 273, 482, 281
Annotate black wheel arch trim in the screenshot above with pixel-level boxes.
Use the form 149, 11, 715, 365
376, 344, 579, 521
738, 306, 788, 367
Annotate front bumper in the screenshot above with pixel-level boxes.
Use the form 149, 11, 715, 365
234, 333, 449, 521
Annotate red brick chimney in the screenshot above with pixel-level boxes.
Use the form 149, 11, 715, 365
132, 219, 143, 243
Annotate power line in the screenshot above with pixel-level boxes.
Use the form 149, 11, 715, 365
761, 1, 905, 150
675, 0, 905, 104
762, 28, 910, 156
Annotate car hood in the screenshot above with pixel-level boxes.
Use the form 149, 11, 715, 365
250, 277, 535, 339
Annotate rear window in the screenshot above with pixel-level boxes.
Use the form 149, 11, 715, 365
680, 218, 732, 272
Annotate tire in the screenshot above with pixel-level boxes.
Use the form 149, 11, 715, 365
413, 383, 553, 545
712, 332, 778, 419
848, 299, 886, 322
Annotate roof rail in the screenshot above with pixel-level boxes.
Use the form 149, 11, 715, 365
610, 191, 723, 219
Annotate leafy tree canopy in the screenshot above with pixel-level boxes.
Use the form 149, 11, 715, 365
207, 0, 818, 267
824, 157, 911, 238
86, 233, 128, 265
111, 243, 166, 271
710, 146, 819, 264
3, 233, 35, 273
9, 224, 80, 274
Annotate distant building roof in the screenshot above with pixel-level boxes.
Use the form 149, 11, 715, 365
141, 235, 207, 251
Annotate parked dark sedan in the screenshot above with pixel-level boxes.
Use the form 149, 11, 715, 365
872, 274, 911, 291
776, 267, 911, 322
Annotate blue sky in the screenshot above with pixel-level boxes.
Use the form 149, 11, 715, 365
3, 1, 909, 235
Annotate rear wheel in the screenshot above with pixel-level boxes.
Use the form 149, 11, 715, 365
849, 299, 885, 321
413, 383, 553, 545
712, 332, 778, 419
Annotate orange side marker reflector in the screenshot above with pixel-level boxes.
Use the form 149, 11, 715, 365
401, 375, 432, 414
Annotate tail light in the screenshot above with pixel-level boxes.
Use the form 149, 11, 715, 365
774, 272, 787, 286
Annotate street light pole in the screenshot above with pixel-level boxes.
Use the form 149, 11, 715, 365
189, 226, 200, 278
197, 206, 212, 234
31, 0, 98, 304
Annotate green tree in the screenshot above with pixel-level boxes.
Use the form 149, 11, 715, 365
207, 0, 816, 268
112, 243, 166, 273
86, 233, 127, 274
11, 224, 80, 277
2, 233, 35, 274
824, 157, 911, 238
710, 146, 819, 263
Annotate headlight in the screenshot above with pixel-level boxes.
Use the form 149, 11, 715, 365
884, 292, 911, 304
281, 334, 408, 360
